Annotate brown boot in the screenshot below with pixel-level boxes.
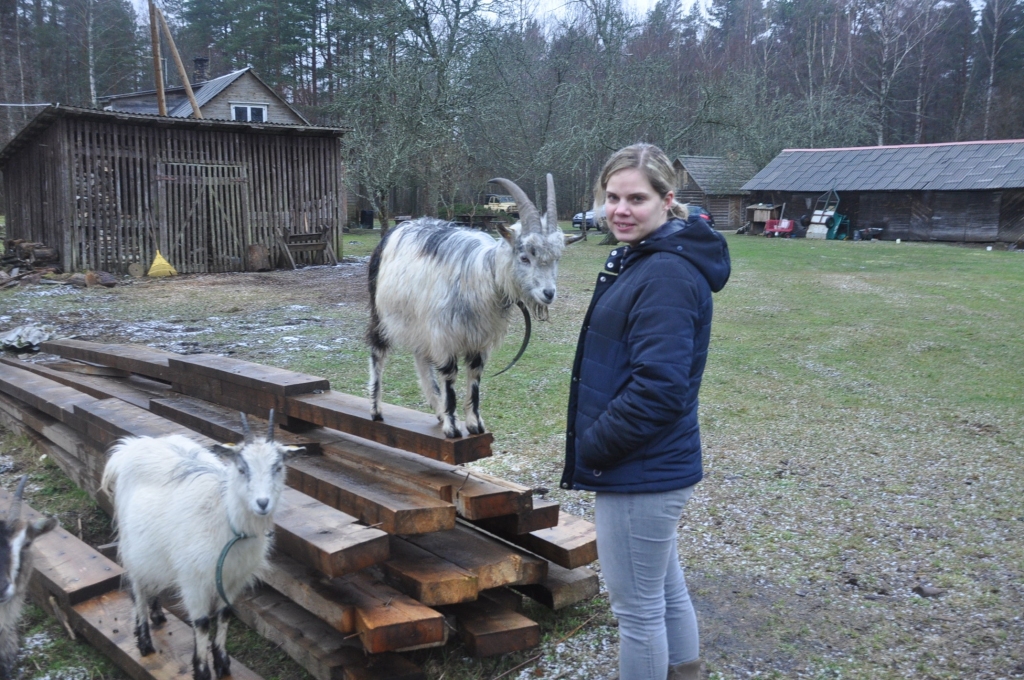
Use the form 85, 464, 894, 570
667, 658, 701, 680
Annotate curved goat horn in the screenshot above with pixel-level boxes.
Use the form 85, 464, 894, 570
545, 173, 557, 234
267, 409, 275, 442
7, 474, 27, 521
488, 178, 539, 232
240, 412, 254, 444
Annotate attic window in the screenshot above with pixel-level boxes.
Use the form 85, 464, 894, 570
232, 104, 268, 123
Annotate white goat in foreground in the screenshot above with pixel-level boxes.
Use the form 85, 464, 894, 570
0, 475, 56, 680
101, 414, 300, 680
367, 174, 581, 438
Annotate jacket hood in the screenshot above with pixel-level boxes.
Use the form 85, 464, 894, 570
629, 218, 731, 292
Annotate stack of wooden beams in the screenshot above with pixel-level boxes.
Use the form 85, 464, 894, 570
0, 339, 600, 680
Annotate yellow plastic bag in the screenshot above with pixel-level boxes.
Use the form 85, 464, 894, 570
147, 250, 177, 277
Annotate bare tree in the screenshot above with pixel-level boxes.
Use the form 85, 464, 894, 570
979, 0, 1023, 139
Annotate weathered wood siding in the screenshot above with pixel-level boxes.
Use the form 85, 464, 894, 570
998, 189, 1024, 243
4, 116, 344, 274
202, 72, 306, 124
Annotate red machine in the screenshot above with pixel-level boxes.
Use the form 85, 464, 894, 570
763, 219, 795, 237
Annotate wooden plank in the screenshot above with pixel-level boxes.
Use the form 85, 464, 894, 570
167, 353, 329, 396
46, 360, 131, 377
0, 362, 97, 427
0, 356, 165, 408
284, 391, 491, 465
72, 398, 220, 448
403, 524, 547, 591
262, 554, 357, 634
379, 537, 478, 606
275, 487, 390, 578
513, 563, 600, 610
442, 599, 540, 658
331, 571, 446, 653
471, 498, 559, 535
40, 339, 178, 382
286, 454, 456, 535
234, 586, 425, 680
69, 590, 263, 680
0, 489, 122, 606
515, 513, 598, 570
318, 430, 529, 519
149, 396, 323, 453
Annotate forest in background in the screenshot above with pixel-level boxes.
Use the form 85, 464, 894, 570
1, 0, 1023, 218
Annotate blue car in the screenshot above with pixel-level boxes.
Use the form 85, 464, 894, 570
572, 211, 597, 230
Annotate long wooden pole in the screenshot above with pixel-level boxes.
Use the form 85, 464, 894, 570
148, 0, 166, 116
154, 5, 202, 119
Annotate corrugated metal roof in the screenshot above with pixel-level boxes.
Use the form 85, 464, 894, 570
743, 140, 1024, 192
676, 155, 759, 195
168, 68, 249, 117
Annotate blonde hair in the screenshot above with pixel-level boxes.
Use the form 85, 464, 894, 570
594, 143, 688, 220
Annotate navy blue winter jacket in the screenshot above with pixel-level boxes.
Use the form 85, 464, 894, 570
560, 216, 731, 493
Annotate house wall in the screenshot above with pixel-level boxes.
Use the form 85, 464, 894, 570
4, 116, 344, 273
202, 72, 306, 124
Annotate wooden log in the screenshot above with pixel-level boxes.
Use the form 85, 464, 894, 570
40, 339, 178, 382
167, 354, 329, 396
0, 356, 170, 408
0, 488, 122, 607
284, 391, 491, 465
471, 497, 560, 535
331, 571, 446, 653
442, 598, 540, 658
317, 431, 529, 519
149, 396, 323, 453
513, 563, 600, 610
46, 360, 131, 377
234, 586, 426, 680
275, 487, 390, 578
507, 513, 598, 570
0, 362, 97, 428
69, 590, 264, 680
378, 537, 478, 606
72, 398, 220, 448
286, 454, 455, 535
262, 554, 356, 634
402, 524, 547, 590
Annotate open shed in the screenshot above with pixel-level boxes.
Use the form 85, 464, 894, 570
0, 105, 347, 274
742, 140, 1024, 243
673, 155, 759, 228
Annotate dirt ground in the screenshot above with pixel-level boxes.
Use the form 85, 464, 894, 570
2, 257, 1022, 680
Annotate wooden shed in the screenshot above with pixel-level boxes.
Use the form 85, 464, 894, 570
0, 105, 347, 274
742, 140, 1024, 243
673, 155, 759, 228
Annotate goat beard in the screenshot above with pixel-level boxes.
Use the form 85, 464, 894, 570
527, 300, 550, 321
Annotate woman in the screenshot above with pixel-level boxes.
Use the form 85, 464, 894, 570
560, 144, 730, 680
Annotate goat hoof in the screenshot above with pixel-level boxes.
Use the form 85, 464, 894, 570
443, 428, 463, 439
466, 423, 485, 435
213, 648, 231, 678
151, 612, 167, 626
371, 412, 383, 422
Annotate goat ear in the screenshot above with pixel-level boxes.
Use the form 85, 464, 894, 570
27, 516, 57, 541
279, 445, 305, 459
212, 443, 242, 459
496, 223, 515, 246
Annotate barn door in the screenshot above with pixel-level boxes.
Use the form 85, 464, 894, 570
157, 163, 250, 273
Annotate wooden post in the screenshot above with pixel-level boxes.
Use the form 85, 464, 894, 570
154, 6, 202, 119
148, 0, 166, 116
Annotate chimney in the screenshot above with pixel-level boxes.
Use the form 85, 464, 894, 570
192, 57, 210, 83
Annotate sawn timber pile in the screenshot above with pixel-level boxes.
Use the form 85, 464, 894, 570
0, 339, 599, 680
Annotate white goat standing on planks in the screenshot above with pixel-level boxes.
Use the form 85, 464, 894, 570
101, 413, 301, 680
0, 475, 56, 680
367, 174, 581, 438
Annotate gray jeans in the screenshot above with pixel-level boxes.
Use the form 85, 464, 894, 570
596, 486, 698, 680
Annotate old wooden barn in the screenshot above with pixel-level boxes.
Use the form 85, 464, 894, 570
0, 105, 347, 274
673, 155, 759, 228
743, 140, 1024, 243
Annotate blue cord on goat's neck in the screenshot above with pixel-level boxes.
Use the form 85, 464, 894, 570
215, 518, 251, 608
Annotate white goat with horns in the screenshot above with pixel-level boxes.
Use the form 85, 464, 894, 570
367, 174, 582, 438
101, 412, 301, 680
0, 475, 56, 680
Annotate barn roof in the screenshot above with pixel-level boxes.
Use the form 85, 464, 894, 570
743, 140, 1024, 192
675, 155, 759, 195
0, 104, 346, 168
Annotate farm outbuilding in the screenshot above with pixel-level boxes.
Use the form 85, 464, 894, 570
742, 140, 1024, 243
673, 155, 759, 228
0, 105, 347, 274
